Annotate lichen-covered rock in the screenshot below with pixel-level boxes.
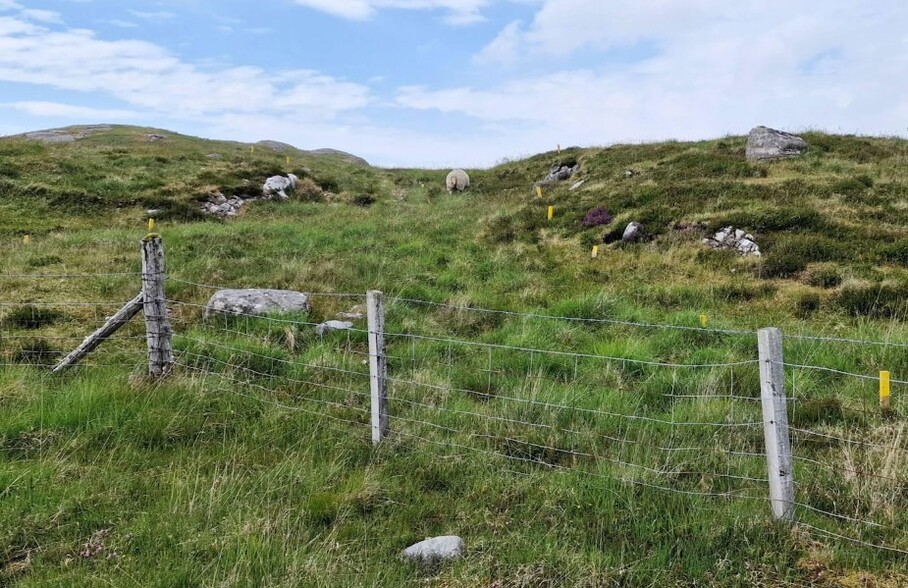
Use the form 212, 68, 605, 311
535, 163, 580, 188
315, 320, 354, 336
263, 174, 299, 200
401, 536, 464, 564
703, 226, 762, 256
446, 169, 470, 192
745, 126, 808, 161
204, 289, 310, 318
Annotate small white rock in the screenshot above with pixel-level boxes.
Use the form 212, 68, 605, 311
315, 320, 354, 336
401, 536, 464, 563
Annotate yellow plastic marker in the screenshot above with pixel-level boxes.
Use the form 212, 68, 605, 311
547, 205, 554, 220
250, 146, 255, 153
699, 314, 709, 328
536, 186, 543, 198
881, 371, 891, 408
591, 245, 599, 258
23, 234, 30, 245
286, 156, 290, 165
148, 218, 156, 232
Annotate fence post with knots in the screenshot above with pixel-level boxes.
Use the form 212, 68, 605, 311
757, 327, 795, 522
141, 235, 174, 378
367, 290, 389, 444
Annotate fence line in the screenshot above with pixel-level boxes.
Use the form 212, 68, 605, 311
3, 262, 908, 559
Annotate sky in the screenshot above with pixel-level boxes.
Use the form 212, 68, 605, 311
0, 1, 907, 167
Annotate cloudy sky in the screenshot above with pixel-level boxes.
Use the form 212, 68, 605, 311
1, 1, 906, 166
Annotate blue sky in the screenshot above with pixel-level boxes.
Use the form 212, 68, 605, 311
1, 1, 907, 166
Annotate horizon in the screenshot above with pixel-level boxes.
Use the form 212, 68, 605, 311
1, 1, 906, 167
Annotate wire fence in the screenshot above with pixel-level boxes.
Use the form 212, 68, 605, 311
1, 269, 907, 559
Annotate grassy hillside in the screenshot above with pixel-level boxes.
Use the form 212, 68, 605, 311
1, 126, 907, 586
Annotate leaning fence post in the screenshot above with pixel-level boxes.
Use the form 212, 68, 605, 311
367, 290, 389, 444
758, 327, 795, 522
141, 235, 173, 378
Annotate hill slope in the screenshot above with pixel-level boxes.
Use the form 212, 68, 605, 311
1, 126, 908, 586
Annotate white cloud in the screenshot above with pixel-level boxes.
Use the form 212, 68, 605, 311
0, 17, 372, 119
107, 19, 139, 28
290, 0, 495, 24
403, 0, 908, 154
5, 100, 141, 119
127, 10, 176, 22
20, 9, 62, 24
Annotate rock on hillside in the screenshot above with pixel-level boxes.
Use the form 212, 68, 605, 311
308, 148, 369, 166
19, 125, 113, 143
745, 126, 808, 161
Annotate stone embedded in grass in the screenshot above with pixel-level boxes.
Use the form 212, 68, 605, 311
702, 226, 761, 257
401, 535, 463, 564
337, 305, 367, 320
535, 163, 580, 188
263, 174, 299, 200
315, 320, 354, 336
622, 222, 645, 243
204, 289, 310, 318
745, 126, 808, 161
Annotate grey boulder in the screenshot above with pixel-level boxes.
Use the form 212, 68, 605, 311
204, 289, 310, 318
622, 222, 645, 243
401, 536, 464, 564
315, 320, 354, 336
745, 126, 808, 161
263, 174, 299, 200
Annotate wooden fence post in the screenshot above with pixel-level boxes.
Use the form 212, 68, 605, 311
141, 235, 173, 378
367, 290, 389, 444
758, 327, 795, 522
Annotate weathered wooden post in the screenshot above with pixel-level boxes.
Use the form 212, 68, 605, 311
758, 327, 795, 522
142, 235, 173, 378
367, 290, 389, 444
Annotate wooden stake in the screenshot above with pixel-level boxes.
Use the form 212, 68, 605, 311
758, 327, 795, 522
52, 293, 144, 372
367, 290, 389, 444
142, 235, 174, 378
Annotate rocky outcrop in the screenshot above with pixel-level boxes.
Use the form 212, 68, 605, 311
201, 192, 250, 218
745, 126, 808, 161
20, 125, 112, 143
309, 148, 370, 166
204, 289, 310, 318
255, 140, 295, 152
703, 226, 761, 256
401, 536, 464, 564
263, 174, 299, 200
535, 163, 580, 188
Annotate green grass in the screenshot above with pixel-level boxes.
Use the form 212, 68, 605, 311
1, 126, 908, 586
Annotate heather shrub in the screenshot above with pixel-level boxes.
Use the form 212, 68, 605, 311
582, 207, 613, 227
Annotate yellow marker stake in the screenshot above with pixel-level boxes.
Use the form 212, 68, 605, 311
23, 234, 30, 245
699, 314, 709, 328
251, 146, 255, 153
547, 205, 554, 220
881, 371, 891, 409
148, 218, 156, 232
536, 186, 543, 198
286, 156, 290, 165
591, 245, 599, 258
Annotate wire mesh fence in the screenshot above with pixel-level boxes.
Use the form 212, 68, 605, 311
2, 267, 907, 559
